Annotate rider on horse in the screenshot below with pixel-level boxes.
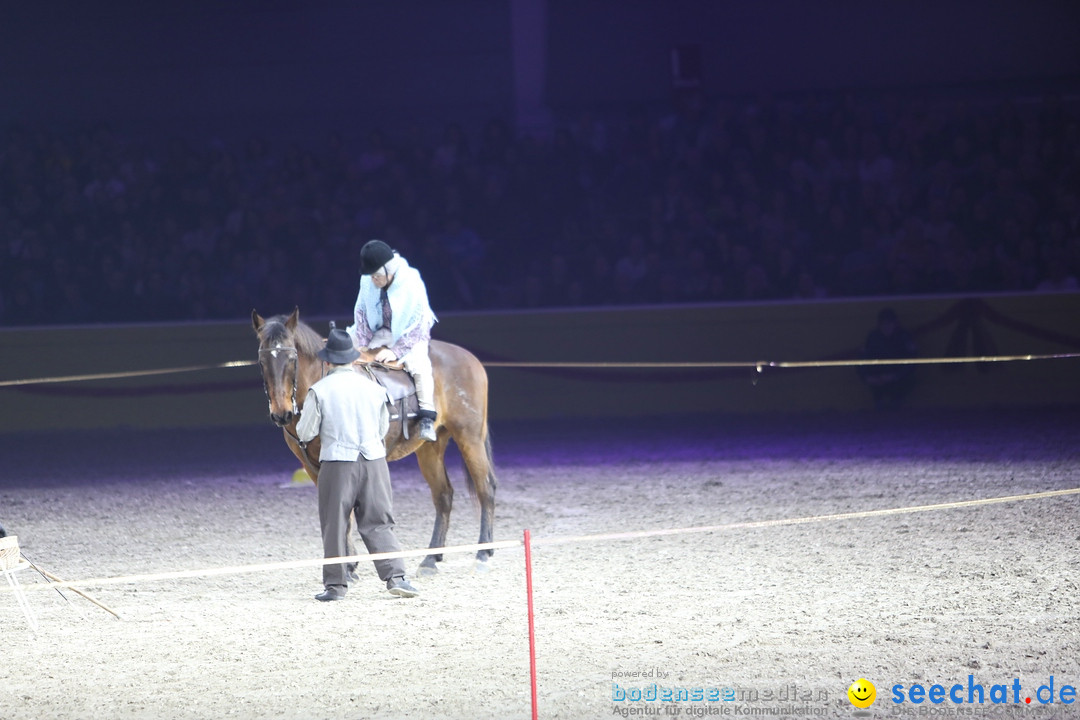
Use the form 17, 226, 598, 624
347, 240, 439, 442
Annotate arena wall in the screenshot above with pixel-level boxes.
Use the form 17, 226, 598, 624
1, 293, 1077, 433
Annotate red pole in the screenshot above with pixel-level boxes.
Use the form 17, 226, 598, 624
524, 529, 538, 720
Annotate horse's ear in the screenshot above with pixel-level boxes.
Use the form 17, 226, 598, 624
286, 306, 299, 331
252, 309, 265, 333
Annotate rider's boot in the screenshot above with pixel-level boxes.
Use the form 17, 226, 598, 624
413, 370, 438, 442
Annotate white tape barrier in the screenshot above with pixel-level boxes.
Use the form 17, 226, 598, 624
6, 487, 1078, 593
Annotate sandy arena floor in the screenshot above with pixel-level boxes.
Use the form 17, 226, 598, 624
1, 407, 1078, 720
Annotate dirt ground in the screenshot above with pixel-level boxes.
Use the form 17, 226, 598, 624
1, 407, 1078, 720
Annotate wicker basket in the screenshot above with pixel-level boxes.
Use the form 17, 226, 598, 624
0, 535, 22, 572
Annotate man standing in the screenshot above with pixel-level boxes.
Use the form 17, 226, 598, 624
296, 327, 419, 601
857, 307, 918, 410
346, 239, 439, 442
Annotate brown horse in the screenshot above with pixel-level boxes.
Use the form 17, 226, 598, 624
252, 307, 497, 574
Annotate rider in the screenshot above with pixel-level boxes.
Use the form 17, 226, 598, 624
347, 239, 439, 442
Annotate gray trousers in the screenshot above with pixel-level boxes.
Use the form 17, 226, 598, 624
317, 458, 405, 590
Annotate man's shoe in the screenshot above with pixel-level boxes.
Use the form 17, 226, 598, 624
418, 418, 437, 442
315, 586, 346, 602
386, 576, 419, 598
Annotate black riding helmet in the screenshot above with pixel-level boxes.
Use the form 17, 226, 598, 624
359, 240, 395, 275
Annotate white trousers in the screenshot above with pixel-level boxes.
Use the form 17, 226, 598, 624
401, 341, 435, 413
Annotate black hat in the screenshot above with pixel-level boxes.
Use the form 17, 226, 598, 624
359, 240, 395, 275
317, 328, 361, 364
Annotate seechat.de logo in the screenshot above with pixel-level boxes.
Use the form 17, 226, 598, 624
848, 678, 877, 709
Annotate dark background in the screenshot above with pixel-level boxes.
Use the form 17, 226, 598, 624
2, 1, 1079, 327
4, 1, 1078, 139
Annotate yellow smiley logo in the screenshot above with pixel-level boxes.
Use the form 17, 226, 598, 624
847, 678, 876, 709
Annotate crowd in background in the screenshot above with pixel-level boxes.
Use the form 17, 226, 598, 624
2, 85, 1079, 326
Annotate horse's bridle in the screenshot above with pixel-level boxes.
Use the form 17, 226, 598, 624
258, 344, 299, 420
257, 343, 321, 470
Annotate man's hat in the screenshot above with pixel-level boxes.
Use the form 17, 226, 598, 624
317, 328, 361, 364
359, 240, 395, 275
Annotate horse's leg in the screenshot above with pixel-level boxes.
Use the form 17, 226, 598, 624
282, 430, 321, 484
414, 437, 453, 576
0, 520, 6, 538
457, 428, 498, 570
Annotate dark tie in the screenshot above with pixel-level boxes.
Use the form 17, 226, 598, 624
380, 287, 392, 330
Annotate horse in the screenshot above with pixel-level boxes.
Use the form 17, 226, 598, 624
252, 308, 496, 574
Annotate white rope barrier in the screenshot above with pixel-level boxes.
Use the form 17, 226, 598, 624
2, 352, 1078, 388
529, 486, 1080, 547
8, 486, 1078, 593
0, 360, 257, 388
14, 540, 522, 592
478, 353, 1080, 369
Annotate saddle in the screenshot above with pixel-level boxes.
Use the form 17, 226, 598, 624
353, 357, 421, 440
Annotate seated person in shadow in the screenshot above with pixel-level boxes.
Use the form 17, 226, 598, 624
857, 307, 917, 410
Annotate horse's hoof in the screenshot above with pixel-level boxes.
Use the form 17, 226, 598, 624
473, 558, 492, 574
416, 563, 439, 577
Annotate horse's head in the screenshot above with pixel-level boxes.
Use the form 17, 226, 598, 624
252, 307, 303, 427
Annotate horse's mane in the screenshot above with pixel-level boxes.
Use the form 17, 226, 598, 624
260, 314, 325, 359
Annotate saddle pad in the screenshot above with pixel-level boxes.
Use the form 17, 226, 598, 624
354, 362, 415, 403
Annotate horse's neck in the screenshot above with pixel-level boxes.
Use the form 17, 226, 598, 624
296, 354, 325, 405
